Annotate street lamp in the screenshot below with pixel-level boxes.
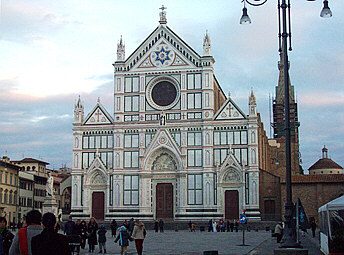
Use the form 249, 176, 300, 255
240, 0, 332, 249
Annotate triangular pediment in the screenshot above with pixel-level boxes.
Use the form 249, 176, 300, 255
123, 25, 201, 72
83, 102, 113, 125
87, 153, 107, 173
144, 128, 181, 157
220, 152, 242, 171
214, 97, 247, 120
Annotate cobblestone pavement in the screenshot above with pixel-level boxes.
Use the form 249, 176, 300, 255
78, 230, 272, 255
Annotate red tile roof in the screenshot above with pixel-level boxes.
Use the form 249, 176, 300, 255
281, 174, 344, 183
308, 158, 343, 170
13, 158, 49, 165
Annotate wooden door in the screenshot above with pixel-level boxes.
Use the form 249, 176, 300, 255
92, 192, 105, 221
264, 200, 276, 220
225, 190, 239, 220
156, 183, 173, 220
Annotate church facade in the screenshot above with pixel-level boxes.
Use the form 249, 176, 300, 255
71, 9, 261, 222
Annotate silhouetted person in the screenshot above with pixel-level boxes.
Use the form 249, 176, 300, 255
159, 219, 164, 232
31, 212, 71, 255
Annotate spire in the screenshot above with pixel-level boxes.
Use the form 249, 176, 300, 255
97, 97, 100, 104
322, 145, 328, 159
74, 95, 84, 124
249, 87, 256, 105
203, 30, 211, 56
276, 48, 294, 104
76, 95, 82, 108
249, 88, 257, 116
117, 35, 125, 61
159, 5, 167, 24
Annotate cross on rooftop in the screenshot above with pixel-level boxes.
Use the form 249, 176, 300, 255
160, 5, 167, 12
159, 5, 167, 24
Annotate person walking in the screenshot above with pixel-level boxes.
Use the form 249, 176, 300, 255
226, 220, 230, 232
234, 221, 239, 232
10, 210, 42, 255
79, 220, 88, 250
131, 219, 146, 255
114, 226, 133, 255
188, 221, 192, 232
31, 212, 71, 255
230, 221, 234, 232
208, 219, 212, 232
191, 223, 195, 232
154, 221, 159, 233
158, 219, 164, 233
97, 224, 107, 254
72, 219, 82, 255
64, 216, 75, 236
212, 220, 217, 232
0, 217, 14, 255
87, 217, 98, 253
110, 219, 117, 238
128, 218, 135, 235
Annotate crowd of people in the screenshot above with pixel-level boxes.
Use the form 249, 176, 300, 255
0, 212, 318, 255
0, 211, 148, 255
207, 219, 240, 232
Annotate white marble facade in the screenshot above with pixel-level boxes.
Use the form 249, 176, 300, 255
71, 10, 261, 221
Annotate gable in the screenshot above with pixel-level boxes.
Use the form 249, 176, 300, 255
214, 97, 247, 120
145, 128, 181, 156
84, 103, 113, 125
125, 26, 202, 72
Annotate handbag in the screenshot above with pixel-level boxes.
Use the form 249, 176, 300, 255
143, 228, 147, 237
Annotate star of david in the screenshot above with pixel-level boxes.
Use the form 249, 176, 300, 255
155, 47, 171, 64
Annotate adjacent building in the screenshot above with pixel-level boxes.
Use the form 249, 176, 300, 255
13, 158, 49, 211
0, 156, 20, 224
309, 146, 343, 175
18, 171, 34, 221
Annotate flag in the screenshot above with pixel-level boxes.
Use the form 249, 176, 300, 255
297, 198, 310, 230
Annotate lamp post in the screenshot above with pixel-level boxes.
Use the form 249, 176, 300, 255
240, 0, 332, 248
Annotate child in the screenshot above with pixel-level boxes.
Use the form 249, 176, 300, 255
115, 225, 133, 255
98, 224, 107, 253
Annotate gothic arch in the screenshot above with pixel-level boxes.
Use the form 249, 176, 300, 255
219, 167, 243, 184
144, 147, 182, 172
86, 170, 108, 186
151, 152, 177, 172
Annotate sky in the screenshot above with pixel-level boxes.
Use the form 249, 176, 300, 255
0, 0, 343, 171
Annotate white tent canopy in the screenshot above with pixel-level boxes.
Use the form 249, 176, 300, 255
319, 195, 344, 212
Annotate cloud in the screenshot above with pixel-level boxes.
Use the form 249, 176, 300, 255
1, 1, 81, 43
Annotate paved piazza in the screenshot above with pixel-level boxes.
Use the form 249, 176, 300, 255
78, 230, 271, 255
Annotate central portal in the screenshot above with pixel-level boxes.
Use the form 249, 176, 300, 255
156, 183, 173, 220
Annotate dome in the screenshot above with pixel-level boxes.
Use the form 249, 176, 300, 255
309, 158, 343, 171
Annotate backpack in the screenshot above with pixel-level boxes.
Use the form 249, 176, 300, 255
18, 227, 28, 255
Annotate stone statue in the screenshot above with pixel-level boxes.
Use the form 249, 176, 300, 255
46, 172, 54, 197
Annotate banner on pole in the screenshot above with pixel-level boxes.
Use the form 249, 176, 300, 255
297, 198, 310, 230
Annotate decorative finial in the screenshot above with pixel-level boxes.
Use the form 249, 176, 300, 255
228, 90, 231, 97
203, 30, 211, 56
97, 97, 100, 103
117, 35, 125, 61
322, 145, 328, 159
159, 5, 167, 24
